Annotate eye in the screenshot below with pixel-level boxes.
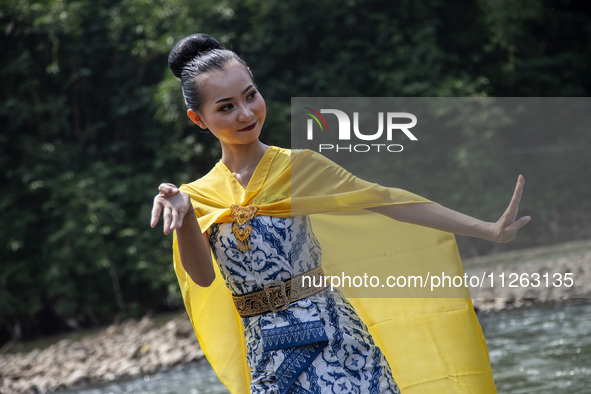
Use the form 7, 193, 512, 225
246, 90, 258, 100
219, 103, 233, 112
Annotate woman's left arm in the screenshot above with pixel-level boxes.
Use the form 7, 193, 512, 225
369, 175, 531, 243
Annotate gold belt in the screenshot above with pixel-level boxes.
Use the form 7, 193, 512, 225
232, 266, 328, 318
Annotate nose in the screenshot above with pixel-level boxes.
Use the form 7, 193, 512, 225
237, 104, 253, 122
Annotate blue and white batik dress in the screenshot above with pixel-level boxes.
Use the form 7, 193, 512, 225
209, 215, 400, 394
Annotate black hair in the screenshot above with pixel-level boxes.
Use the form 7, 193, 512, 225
168, 33, 248, 111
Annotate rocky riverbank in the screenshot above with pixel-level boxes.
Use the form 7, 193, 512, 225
467, 240, 591, 312
0, 315, 204, 393
2, 240, 590, 393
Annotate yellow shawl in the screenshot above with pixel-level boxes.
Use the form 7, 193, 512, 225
173, 146, 496, 393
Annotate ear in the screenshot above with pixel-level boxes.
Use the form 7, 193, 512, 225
187, 109, 207, 129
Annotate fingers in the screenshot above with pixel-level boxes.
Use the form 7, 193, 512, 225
151, 192, 176, 230
491, 175, 530, 243
158, 183, 179, 195
159, 197, 183, 235
151, 183, 182, 233
161, 203, 172, 234
500, 175, 525, 225
171, 205, 181, 233
506, 215, 531, 233
150, 196, 163, 227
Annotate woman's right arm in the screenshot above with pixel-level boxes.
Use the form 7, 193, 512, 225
150, 183, 215, 287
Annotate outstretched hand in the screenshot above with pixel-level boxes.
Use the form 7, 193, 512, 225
150, 183, 192, 235
488, 175, 531, 243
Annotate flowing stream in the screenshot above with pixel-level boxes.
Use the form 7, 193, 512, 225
482, 300, 591, 393
64, 300, 591, 394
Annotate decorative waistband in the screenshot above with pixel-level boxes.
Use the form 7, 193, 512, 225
232, 266, 327, 318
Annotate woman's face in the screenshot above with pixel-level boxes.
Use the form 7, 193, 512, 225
190, 62, 266, 147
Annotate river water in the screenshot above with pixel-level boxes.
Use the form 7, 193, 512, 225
66, 300, 591, 394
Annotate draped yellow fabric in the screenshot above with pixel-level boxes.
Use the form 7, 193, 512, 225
173, 146, 497, 393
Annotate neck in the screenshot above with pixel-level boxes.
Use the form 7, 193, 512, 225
220, 141, 268, 172
220, 141, 269, 188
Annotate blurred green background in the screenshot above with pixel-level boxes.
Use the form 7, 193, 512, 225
1, 0, 590, 343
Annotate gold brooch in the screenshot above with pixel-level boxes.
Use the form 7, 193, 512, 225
230, 204, 258, 252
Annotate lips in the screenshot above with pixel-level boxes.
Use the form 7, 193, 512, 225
238, 121, 257, 131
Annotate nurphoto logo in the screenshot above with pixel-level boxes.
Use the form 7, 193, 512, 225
303, 107, 418, 153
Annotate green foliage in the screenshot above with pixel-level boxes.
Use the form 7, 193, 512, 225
0, 0, 204, 338
0, 0, 589, 341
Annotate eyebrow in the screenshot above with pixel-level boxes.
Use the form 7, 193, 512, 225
215, 85, 255, 104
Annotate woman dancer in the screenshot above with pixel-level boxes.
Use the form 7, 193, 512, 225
151, 33, 529, 394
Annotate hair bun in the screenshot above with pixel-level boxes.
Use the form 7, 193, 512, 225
168, 33, 222, 78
